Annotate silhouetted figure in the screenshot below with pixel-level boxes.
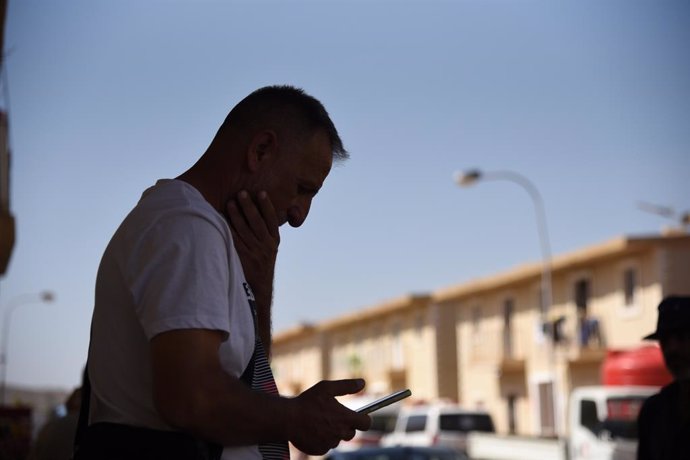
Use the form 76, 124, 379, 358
28, 387, 81, 460
637, 296, 690, 460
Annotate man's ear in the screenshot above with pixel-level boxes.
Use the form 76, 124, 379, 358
247, 130, 278, 173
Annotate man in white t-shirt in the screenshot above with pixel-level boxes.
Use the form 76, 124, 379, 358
77, 86, 371, 460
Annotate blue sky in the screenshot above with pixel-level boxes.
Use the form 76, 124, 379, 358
2, 0, 689, 390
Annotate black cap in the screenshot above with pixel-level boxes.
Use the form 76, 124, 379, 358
643, 296, 690, 340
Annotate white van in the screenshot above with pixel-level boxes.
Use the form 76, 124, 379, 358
380, 403, 495, 452
568, 385, 659, 460
466, 385, 660, 460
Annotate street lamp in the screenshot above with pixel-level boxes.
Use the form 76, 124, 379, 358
454, 168, 559, 435
453, 169, 553, 319
0, 290, 55, 404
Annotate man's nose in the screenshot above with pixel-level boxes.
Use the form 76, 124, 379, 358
287, 199, 312, 228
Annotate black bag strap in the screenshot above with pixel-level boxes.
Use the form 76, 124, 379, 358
74, 336, 255, 460
74, 365, 223, 460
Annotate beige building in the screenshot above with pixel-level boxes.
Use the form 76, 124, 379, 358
272, 232, 690, 437
273, 293, 459, 401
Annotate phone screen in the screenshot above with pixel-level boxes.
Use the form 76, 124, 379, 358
355, 389, 412, 414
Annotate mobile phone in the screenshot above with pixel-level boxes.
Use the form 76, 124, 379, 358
355, 389, 412, 414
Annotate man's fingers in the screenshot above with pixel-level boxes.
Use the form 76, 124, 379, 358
342, 428, 357, 441
236, 191, 271, 240
228, 227, 249, 254
226, 190, 279, 245
257, 191, 280, 240
352, 413, 372, 432
319, 379, 366, 397
226, 201, 254, 244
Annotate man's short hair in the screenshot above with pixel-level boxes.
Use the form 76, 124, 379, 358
222, 85, 348, 161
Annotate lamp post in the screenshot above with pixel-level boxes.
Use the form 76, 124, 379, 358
0, 290, 55, 404
636, 201, 690, 232
454, 169, 559, 436
454, 169, 553, 320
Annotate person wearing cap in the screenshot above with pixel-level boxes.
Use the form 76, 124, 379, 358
637, 295, 690, 460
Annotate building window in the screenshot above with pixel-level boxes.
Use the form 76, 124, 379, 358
624, 268, 636, 306
507, 394, 518, 435
574, 278, 602, 347
471, 306, 481, 343
574, 278, 590, 315
503, 298, 514, 358
538, 381, 556, 437
391, 323, 404, 369
415, 314, 424, 337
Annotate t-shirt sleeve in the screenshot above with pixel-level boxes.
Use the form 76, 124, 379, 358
126, 210, 232, 340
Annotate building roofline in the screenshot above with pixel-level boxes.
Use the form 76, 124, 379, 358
273, 232, 688, 344
432, 233, 688, 303
272, 322, 318, 343
319, 293, 432, 332
273, 293, 431, 344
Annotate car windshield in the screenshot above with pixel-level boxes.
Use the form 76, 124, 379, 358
370, 413, 398, 434
599, 396, 648, 440
600, 419, 638, 440
439, 413, 495, 432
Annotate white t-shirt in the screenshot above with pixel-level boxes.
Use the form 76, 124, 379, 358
88, 179, 261, 459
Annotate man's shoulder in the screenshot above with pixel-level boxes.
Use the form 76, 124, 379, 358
108, 180, 229, 256
140, 179, 206, 209
134, 180, 224, 228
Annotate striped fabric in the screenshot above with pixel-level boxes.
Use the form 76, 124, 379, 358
251, 339, 290, 460
243, 282, 291, 460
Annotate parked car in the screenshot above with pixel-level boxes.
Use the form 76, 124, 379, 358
380, 403, 495, 452
325, 446, 468, 460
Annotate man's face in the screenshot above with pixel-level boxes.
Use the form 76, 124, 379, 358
660, 330, 690, 381
253, 129, 333, 228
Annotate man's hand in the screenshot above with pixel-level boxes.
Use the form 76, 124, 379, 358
225, 190, 279, 352
287, 379, 372, 455
225, 190, 280, 287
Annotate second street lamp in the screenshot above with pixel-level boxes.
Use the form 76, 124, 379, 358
0, 290, 55, 404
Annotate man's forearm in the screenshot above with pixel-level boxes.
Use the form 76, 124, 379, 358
152, 329, 371, 457
192, 374, 290, 446
156, 362, 291, 447
175, 376, 371, 455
